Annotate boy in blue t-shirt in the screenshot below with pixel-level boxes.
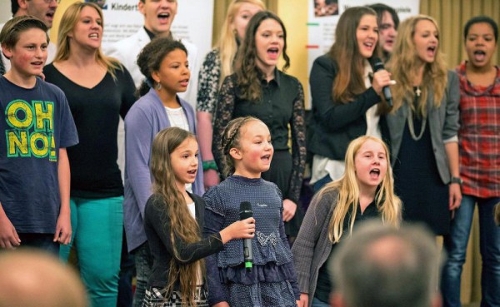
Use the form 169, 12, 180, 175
0, 16, 78, 254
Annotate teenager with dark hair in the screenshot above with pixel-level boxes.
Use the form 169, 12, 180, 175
212, 11, 307, 243
441, 16, 500, 307
367, 3, 399, 61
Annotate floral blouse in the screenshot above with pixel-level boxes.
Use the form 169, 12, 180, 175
196, 49, 221, 116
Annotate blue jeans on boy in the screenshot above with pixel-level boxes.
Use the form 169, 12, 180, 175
441, 195, 500, 307
18, 233, 59, 256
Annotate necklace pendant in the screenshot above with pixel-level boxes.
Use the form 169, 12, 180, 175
415, 87, 421, 97
407, 106, 427, 141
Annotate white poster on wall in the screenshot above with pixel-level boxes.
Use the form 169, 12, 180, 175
307, 0, 420, 75
89, 0, 214, 57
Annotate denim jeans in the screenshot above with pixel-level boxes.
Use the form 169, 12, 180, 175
441, 195, 500, 307
18, 233, 59, 256
118, 230, 135, 307
313, 175, 333, 193
132, 242, 153, 307
312, 296, 330, 307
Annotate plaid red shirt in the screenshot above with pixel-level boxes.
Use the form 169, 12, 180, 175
457, 62, 500, 198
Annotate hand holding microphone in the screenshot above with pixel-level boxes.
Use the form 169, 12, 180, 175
219, 203, 254, 243
239, 201, 254, 271
369, 57, 394, 107
218, 202, 255, 271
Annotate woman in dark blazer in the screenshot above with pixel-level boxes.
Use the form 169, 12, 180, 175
308, 6, 393, 192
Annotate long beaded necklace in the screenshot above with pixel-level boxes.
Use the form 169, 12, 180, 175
407, 86, 427, 141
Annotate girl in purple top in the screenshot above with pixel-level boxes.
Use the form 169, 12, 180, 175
123, 37, 203, 305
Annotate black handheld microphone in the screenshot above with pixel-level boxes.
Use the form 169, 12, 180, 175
239, 201, 253, 271
369, 57, 393, 107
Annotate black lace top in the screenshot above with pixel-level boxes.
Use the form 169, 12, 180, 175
212, 70, 307, 203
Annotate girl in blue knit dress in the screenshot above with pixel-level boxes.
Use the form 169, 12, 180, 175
204, 116, 299, 307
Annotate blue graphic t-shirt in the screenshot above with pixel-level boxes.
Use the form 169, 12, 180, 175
0, 76, 78, 234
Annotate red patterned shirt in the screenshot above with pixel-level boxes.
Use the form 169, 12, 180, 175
457, 62, 500, 198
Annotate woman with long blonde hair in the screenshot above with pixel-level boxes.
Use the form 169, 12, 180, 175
386, 15, 461, 236
43, 3, 136, 306
196, 0, 265, 189
292, 135, 402, 307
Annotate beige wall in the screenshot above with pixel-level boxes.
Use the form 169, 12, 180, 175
0, 0, 12, 23
276, 0, 309, 105
50, 0, 78, 44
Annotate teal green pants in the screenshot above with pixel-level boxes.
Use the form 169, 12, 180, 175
60, 196, 123, 307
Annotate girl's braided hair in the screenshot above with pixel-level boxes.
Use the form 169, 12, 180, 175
221, 116, 260, 177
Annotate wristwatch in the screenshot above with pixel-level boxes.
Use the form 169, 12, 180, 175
450, 176, 463, 185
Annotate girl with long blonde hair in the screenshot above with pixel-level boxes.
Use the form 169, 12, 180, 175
292, 135, 401, 307
386, 15, 461, 236
387, 15, 448, 114
143, 127, 254, 307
